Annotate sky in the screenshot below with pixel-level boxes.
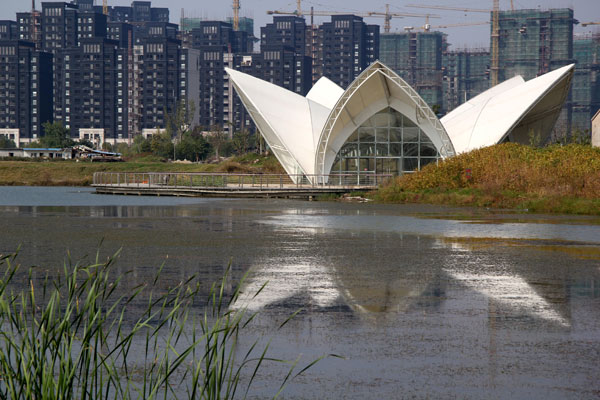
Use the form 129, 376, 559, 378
1, 0, 599, 50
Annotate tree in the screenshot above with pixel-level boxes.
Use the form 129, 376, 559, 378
40, 122, 74, 148
165, 100, 196, 160
150, 129, 174, 159
175, 131, 210, 161
133, 134, 152, 154
207, 125, 228, 159
232, 129, 251, 155
0, 136, 16, 148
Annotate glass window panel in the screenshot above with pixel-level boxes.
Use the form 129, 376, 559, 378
359, 158, 375, 172
343, 158, 358, 172
420, 143, 438, 157
359, 127, 375, 142
375, 143, 388, 156
389, 143, 402, 156
375, 128, 388, 142
420, 157, 438, 168
382, 158, 400, 175
340, 143, 358, 158
403, 143, 419, 157
331, 159, 342, 172
403, 127, 419, 142
420, 131, 433, 144
389, 127, 402, 142
389, 112, 401, 127
403, 157, 419, 172
403, 115, 417, 127
359, 143, 375, 156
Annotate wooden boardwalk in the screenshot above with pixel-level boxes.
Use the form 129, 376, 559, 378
92, 172, 391, 199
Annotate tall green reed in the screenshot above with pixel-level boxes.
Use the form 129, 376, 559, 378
0, 251, 327, 399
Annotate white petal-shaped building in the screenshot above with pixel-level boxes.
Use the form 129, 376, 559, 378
226, 61, 574, 183
441, 63, 575, 154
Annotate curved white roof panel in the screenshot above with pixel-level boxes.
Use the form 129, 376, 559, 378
306, 76, 344, 109
226, 67, 327, 180
442, 64, 574, 154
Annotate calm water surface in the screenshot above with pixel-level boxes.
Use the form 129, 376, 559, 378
1, 187, 599, 399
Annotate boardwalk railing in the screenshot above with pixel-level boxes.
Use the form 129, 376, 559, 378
92, 172, 393, 190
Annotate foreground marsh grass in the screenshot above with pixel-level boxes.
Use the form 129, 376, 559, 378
374, 143, 600, 215
0, 251, 325, 399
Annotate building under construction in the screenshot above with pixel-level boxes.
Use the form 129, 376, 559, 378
380, 31, 446, 112
572, 34, 600, 132
442, 49, 490, 113
496, 8, 575, 136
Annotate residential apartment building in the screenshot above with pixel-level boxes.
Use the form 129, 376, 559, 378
319, 15, 379, 88
0, 40, 53, 144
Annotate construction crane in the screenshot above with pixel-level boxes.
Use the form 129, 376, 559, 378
406, 2, 501, 85
581, 21, 600, 27
414, 21, 490, 32
103, 0, 108, 16
267, 4, 439, 34
30, 0, 40, 50
233, 0, 240, 31
405, 4, 491, 13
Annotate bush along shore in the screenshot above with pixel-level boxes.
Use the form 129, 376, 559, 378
373, 143, 600, 215
0, 251, 328, 399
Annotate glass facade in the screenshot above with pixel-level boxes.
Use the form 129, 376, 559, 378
331, 107, 440, 176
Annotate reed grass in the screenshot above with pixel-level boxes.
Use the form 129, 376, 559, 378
0, 251, 325, 399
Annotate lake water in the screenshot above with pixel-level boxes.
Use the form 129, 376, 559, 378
1, 186, 599, 399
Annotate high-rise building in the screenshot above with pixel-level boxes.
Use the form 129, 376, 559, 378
497, 8, 575, 136
94, 1, 169, 24
190, 21, 252, 134
76, 11, 107, 45
443, 49, 490, 113
260, 16, 307, 56
319, 15, 379, 88
0, 21, 17, 40
0, 40, 53, 144
380, 31, 445, 111
60, 38, 126, 143
138, 37, 183, 135
572, 34, 600, 133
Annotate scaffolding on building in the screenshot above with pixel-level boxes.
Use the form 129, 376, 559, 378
572, 33, 600, 132
380, 31, 445, 111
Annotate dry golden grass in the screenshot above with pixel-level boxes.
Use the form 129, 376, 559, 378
0, 154, 284, 186
375, 143, 600, 215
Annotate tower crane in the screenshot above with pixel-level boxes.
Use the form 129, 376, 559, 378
415, 21, 490, 32
581, 22, 600, 27
103, 0, 108, 16
267, 4, 439, 34
233, 0, 240, 31
406, 2, 501, 86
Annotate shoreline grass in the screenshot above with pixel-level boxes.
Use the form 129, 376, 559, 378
0, 250, 326, 399
0, 154, 284, 187
373, 143, 600, 215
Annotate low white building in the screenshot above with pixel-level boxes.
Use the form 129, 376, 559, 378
0, 148, 72, 159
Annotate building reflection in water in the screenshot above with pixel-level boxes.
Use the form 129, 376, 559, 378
234, 235, 573, 330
